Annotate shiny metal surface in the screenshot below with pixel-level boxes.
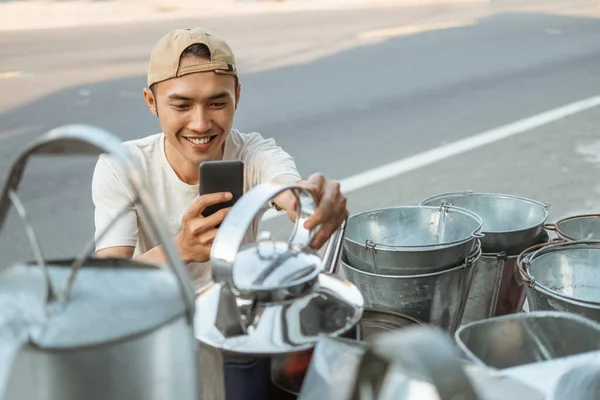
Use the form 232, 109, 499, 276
0, 125, 198, 400
349, 328, 481, 400
519, 241, 600, 322
194, 273, 364, 356
4, 316, 197, 400
344, 205, 483, 275
196, 182, 361, 400
200, 181, 362, 352
455, 311, 600, 370
420, 191, 549, 254
298, 331, 544, 400
355, 308, 422, 341
502, 350, 600, 399
0, 124, 195, 316
545, 214, 600, 241
460, 253, 505, 325
339, 244, 479, 334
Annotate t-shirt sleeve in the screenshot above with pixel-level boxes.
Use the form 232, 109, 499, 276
91, 154, 139, 252
243, 133, 302, 187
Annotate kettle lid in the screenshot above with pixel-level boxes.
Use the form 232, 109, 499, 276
232, 233, 322, 297
4, 259, 189, 350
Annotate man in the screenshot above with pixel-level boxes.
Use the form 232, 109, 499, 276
92, 27, 348, 290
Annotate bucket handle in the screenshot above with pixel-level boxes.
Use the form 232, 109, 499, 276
0, 124, 196, 321
350, 326, 480, 400
516, 238, 567, 286
544, 214, 600, 241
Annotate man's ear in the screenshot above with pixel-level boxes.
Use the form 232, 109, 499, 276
234, 82, 241, 110
143, 87, 158, 116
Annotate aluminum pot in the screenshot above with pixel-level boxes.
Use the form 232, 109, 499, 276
544, 213, 600, 241
339, 242, 480, 334
518, 240, 600, 323
420, 191, 549, 255
343, 205, 483, 275
455, 311, 600, 369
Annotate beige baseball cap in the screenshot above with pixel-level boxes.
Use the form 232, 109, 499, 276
147, 27, 237, 88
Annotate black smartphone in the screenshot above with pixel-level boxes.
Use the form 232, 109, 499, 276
199, 160, 244, 223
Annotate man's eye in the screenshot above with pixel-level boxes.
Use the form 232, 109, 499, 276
172, 104, 189, 110
210, 102, 227, 109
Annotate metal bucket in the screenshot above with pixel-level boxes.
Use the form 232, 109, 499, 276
455, 311, 600, 369
344, 205, 483, 275
545, 214, 600, 241
339, 243, 480, 334
420, 191, 549, 255
518, 241, 600, 323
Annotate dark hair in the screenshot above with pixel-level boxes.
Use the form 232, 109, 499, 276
149, 43, 239, 99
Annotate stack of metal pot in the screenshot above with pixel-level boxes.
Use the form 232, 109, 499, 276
418, 191, 552, 325
339, 203, 484, 334
194, 182, 364, 400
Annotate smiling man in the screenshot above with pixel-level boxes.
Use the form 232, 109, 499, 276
91, 27, 348, 290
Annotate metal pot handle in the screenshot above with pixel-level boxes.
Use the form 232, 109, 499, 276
211, 182, 346, 288
516, 238, 566, 286
543, 223, 557, 232
0, 124, 196, 321
350, 327, 480, 400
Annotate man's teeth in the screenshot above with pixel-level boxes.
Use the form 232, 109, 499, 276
187, 136, 212, 145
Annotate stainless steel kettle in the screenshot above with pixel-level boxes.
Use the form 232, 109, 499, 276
0, 125, 197, 400
194, 182, 364, 400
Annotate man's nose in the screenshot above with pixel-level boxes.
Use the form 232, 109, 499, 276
187, 107, 212, 133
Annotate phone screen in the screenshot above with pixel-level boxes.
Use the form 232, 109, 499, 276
199, 160, 244, 220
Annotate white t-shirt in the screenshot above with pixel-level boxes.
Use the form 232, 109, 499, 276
91, 129, 301, 289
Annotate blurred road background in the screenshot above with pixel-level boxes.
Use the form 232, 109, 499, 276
1, 0, 600, 262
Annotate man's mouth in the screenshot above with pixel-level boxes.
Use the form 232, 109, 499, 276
184, 135, 216, 145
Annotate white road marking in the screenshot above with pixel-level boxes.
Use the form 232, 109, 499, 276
262, 94, 600, 221
357, 20, 475, 40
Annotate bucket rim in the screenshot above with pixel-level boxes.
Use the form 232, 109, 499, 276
548, 213, 600, 241
524, 240, 600, 307
345, 205, 484, 251
454, 310, 600, 367
339, 245, 481, 279
419, 191, 550, 235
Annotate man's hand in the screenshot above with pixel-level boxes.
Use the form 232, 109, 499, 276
175, 192, 233, 263
299, 173, 348, 250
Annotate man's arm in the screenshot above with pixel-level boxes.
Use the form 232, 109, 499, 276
97, 245, 169, 265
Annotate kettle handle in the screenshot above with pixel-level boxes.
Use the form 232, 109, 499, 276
350, 326, 480, 400
210, 182, 316, 290
0, 124, 196, 321
211, 181, 346, 289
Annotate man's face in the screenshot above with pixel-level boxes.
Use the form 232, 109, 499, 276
144, 56, 240, 168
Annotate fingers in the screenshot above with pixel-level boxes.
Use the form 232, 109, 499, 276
310, 208, 348, 249
197, 228, 219, 246
304, 180, 342, 230
189, 207, 232, 235
183, 192, 232, 220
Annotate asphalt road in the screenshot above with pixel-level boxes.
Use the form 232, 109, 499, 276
1, 1, 600, 264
